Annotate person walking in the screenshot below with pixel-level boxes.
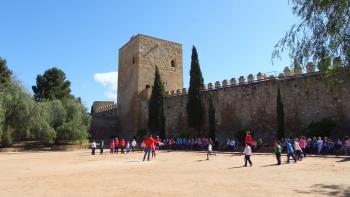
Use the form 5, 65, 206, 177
274, 141, 282, 165
294, 138, 303, 161
143, 134, 162, 161
131, 139, 137, 152
243, 143, 253, 167
120, 137, 126, 153
109, 140, 115, 154
114, 138, 119, 154
91, 140, 96, 155
287, 140, 297, 163
206, 139, 216, 160
100, 140, 104, 155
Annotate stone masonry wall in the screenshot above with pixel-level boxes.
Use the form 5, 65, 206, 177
117, 34, 183, 137
164, 67, 350, 141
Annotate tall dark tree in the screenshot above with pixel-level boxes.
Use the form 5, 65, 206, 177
32, 67, 71, 101
0, 57, 12, 84
273, 0, 350, 68
148, 66, 166, 138
187, 46, 205, 137
208, 94, 216, 140
277, 86, 285, 139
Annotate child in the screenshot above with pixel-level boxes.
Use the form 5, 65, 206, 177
91, 140, 96, 155
131, 139, 137, 152
294, 138, 302, 161
114, 138, 119, 154
120, 137, 126, 154
109, 140, 115, 154
274, 141, 282, 165
287, 140, 297, 163
100, 140, 104, 155
126, 141, 130, 153
206, 140, 216, 160
243, 143, 253, 167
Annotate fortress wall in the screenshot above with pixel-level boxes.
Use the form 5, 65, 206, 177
164, 68, 350, 141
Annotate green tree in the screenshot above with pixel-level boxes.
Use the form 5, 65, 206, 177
208, 95, 216, 140
148, 66, 166, 138
273, 0, 350, 67
186, 46, 205, 137
277, 86, 285, 139
56, 99, 90, 143
32, 67, 71, 101
1, 81, 33, 145
0, 57, 12, 84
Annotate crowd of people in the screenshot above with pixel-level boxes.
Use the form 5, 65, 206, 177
90, 132, 350, 165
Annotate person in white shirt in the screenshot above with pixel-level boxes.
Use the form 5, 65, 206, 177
91, 140, 96, 155
243, 143, 253, 167
294, 139, 302, 160
206, 139, 216, 160
230, 139, 236, 151
317, 137, 323, 154
131, 139, 137, 152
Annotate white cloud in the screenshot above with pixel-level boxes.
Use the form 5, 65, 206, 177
94, 71, 118, 101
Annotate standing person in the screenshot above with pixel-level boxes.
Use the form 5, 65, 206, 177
126, 141, 130, 153
114, 138, 119, 154
143, 134, 162, 161
230, 139, 236, 152
109, 140, 115, 154
131, 139, 137, 152
91, 140, 96, 155
100, 140, 104, 155
206, 139, 216, 160
317, 137, 323, 154
243, 143, 253, 167
120, 137, 126, 154
299, 137, 307, 157
274, 141, 282, 165
345, 136, 350, 155
286, 140, 297, 163
245, 131, 253, 145
294, 139, 302, 161
257, 138, 263, 152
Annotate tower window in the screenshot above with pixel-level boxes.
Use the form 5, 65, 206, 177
132, 56, 136, 64
171, 60, 176, 68
145, 84, 150, 89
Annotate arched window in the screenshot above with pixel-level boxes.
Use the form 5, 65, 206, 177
171, 60, 176, 68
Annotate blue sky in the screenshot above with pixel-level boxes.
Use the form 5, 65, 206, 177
0, 0, 298, 108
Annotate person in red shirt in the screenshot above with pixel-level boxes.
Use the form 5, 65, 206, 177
152, 136, 161, 158
143, 134, 162, 161
245, 131, 253, 146
120, 137, 126, 154
114, 138, 119, 154
109, 140, 115, 154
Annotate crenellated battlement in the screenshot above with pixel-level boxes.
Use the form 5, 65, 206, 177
165, 66, 350, 97
94, 103, 118, 113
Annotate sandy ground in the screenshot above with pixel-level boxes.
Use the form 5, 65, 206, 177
0, 150, 349, 197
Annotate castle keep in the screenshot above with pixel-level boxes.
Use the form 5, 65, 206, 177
90, 35, 350, 140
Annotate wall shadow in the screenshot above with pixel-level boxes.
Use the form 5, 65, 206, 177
295, 184, 350, 197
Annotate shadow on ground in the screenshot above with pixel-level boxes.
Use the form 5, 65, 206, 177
295, 184, 350, 197
337, 157, 350, 162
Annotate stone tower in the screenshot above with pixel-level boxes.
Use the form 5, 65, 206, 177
117, 34, 183, 137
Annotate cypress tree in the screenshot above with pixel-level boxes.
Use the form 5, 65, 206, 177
208, 94, 216, 140
148, 66, 166, 138
186, 46, 205, 137
277, 86, 285, 139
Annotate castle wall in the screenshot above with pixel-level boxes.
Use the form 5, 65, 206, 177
164, 68, 350, 141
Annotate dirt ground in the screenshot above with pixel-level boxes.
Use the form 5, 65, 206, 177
0, 150, 349, 197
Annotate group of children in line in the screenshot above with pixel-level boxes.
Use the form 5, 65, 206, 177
90, 132, 350, 166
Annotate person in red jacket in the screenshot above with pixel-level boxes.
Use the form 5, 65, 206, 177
143, 134, 162, 161
245, 131, 253, 146
120, 137, 126, 154
109, 140, 115, 154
